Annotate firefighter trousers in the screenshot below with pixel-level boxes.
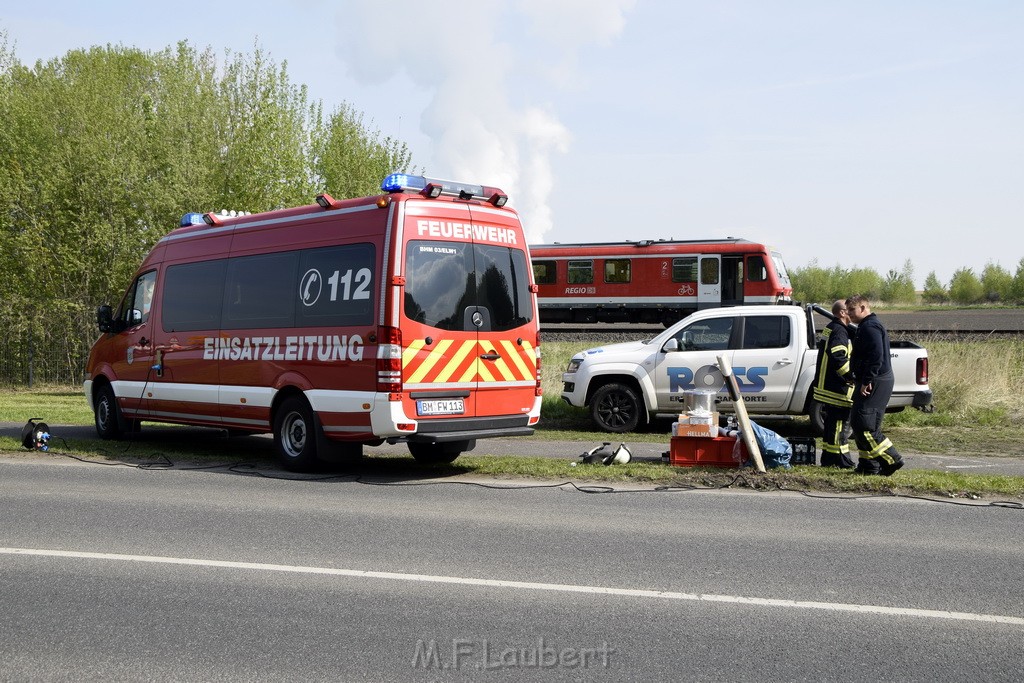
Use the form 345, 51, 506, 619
820, 403, 854, 468
851, 372, 902, 473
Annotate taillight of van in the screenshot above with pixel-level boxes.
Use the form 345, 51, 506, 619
377, 325, 403, 398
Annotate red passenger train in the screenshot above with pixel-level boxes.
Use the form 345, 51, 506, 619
530, 238, 793, 325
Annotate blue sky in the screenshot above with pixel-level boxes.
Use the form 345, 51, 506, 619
3, 1, 1022, 287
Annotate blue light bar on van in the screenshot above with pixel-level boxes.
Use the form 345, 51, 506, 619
381, 174, 427, 193
180, 212, 206, 227
380, 173, 509, 206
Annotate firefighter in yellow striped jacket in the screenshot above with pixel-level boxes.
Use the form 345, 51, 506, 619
812, 300, 855, 468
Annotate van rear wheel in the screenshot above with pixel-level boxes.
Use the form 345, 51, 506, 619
274, 396, 320, 472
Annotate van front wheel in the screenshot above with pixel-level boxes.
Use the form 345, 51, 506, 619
274, 396, 320, 472
95, 383, 125, 439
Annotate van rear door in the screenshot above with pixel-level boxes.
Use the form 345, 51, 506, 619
399, 203, 536, 424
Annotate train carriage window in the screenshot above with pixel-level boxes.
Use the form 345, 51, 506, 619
533, 260, 557, 285
747, 255, 768, 282
567, 260, 593, 284
672, 257, 698, 282
700, 258, 720, 285
605, 259, 631, 283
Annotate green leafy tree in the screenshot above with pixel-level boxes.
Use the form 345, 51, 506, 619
844, 267, 884, 302
921, 271, 947, 304
880, 259, 916, 304
948, 268, 984, 304
1010, 258, 1024, 304
980, 261, 1013, 303
0, 40, 418, 384
313, 102, 415, 200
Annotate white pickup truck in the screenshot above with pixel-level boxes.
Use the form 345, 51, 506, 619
561, 304, 933, 433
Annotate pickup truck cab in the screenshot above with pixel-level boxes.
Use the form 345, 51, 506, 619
561, 304, 933, 433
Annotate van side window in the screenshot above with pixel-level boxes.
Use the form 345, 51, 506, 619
121, 270, 157, 327
742, 315, 790, 349
222, 252, 299, 330
162, 260, 227, 331
296, 244, 376, 327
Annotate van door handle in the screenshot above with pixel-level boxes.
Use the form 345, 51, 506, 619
480, 352, 501, 361
138, 337, 150, 346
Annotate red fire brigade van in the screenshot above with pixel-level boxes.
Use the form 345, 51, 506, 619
84, 174, 542, 471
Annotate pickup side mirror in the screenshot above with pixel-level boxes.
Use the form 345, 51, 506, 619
663, 338, 680, 352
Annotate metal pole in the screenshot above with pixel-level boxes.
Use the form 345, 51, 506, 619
28, 330, 34, 388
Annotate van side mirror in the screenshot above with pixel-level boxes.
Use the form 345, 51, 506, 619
97, 305, 113, 333
130, 309, 143, 326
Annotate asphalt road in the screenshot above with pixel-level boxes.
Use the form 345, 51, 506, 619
1, 455, 1022, 681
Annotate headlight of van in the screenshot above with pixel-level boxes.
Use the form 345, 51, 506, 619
565, 356, 583, 374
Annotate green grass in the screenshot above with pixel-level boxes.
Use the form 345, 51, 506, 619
3, 335, 1024, 501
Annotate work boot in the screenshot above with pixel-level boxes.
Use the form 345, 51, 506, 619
879, 458, 905, 477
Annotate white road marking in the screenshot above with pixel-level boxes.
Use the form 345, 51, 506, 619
2, 547, 1022, 626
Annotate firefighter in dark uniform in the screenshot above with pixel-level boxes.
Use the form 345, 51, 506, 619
812, 300, 855, 468
846, 295, 904, 476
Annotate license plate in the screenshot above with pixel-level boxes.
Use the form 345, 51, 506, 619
416, 399, 465, 416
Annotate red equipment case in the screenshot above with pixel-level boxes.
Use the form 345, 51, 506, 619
669, 436, 746, 468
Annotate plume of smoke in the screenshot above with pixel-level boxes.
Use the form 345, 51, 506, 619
334, 0, 634, 242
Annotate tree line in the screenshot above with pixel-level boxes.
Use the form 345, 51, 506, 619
0, 33, 415, 383
789, 259, 1024, 306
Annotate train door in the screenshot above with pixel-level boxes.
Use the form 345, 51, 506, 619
697, 255, 721, 309
721, 255, 743, 306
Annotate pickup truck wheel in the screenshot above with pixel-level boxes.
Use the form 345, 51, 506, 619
591, 383, 642, 433
808, 400, 826, 434
808, 400, 853, 440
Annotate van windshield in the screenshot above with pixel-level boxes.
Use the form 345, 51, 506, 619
404, 240, 533, 332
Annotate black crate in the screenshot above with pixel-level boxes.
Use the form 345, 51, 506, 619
788, 437, 817, 466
